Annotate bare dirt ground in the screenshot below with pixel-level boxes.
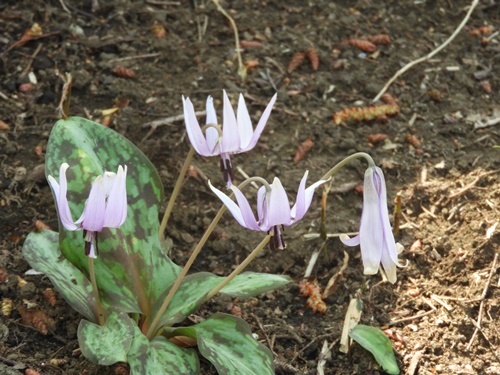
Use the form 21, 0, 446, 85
0, 0, 499, 374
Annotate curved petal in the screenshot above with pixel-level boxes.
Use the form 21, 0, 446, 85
291, 172, 329, 222
245, 93, 277, 150
340, 233, 361, 247
104, 165, 128, 228
221, 90, 240, 153
230, 186, 262, 231
183, 96, 212, 156
81, 175, 106, 232
373, 167, 403, 267
256, 185, 267, 224
208, 180, 248, 229
47, 163, 78, 231
268, 177, 292, 226
358, 168, 384, 275
380, 246, 397, 283
236, 94, 253, 149
205, 96, 220, 154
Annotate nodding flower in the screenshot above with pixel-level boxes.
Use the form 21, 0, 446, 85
183, 90, 277, 187
209, 171, 328, 250
48, 163, 128, 258
340, 166, 404, 283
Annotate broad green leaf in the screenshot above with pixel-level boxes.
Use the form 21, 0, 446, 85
220, 272, 291, 297
45, 117, 181, 315
154, 272, 291, 328
128, 326, 199, 375
349, 324, 400, 375
23, 230, 97, 322
154, 272, 222, 327
78, 312, 135, 366
172, 313, 274, 375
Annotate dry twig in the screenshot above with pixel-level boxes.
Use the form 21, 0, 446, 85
466, 253, 499, 350
372, 0, 480, 102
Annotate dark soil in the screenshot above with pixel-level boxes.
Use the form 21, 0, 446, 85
1, 0, 499, 374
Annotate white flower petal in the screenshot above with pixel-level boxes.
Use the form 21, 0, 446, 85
236, 94, 253, 149
183, 96, 212, 156
104, 165, 128, 228
48, 163, 78, 231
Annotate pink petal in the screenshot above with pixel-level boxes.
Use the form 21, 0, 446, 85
245, 93, 277, 150
208, 181, 248, 229
221, 90, 240, 153
340, 233, 361, 247
267, 177, 292, 226
81, 175, 106, 232
236, 94, 253, 149
183, 96, 212, 156
231, 186, 261, 231
205, 96, 220, 154
47, 163, 78, 231
256, 186, 267, 224
104, 165, 128, 228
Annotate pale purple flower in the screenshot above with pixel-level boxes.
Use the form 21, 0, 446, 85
48, 163, 128, 258
209, 171, 328, 250
183, 90, 277, 187
340, 166, 403, 283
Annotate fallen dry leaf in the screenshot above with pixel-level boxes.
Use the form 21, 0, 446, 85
305, 48, 319, 70
293, 137, 314, 163
346, 39, 377, 53
287, 51, 306, 73
112, 66, 136, 78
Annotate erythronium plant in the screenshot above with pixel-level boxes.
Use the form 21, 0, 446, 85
23, 117, 290, 374
22, 96, 404, 374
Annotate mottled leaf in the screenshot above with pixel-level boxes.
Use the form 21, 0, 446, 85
220, 272, 291, 297
78, 312, 135, 366
22, 230, 97, 322
128, 326, 199, 375
349, 324, 400, 375
154, 272, 291, 328
172, 313, 274, 375
45, 117, 180, 316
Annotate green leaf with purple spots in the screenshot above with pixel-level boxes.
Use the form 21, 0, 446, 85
23, 230, 98, 322
128, 326, 199, 374
152, 272, 291, 328
45, 117, 180, 318
78, 312, 135, 366
170, 313, 274, 375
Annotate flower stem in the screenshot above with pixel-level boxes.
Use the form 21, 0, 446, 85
205, 234, 271, 300
88, 257, 105, 326
159, 147, 195, 241
146, 204, 227, 338
320, 152, 375, 181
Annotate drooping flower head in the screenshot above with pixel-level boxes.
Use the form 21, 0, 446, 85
340, 166, 404, 283
48, 163, 128, 258
183, 90, 277, 187
209, 171, 328, 250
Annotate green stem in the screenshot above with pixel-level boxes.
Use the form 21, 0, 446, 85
159, 147, 195, 241
88, 257, 105, 326
205, 234, 271, 300
147, 176, 270, 337
146, 204, 227, 338
320, 152, 375, 181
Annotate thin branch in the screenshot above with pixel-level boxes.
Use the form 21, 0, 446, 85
372, 0, 480, 102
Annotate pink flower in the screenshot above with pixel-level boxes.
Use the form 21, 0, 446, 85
48, 163, 128, 258
209, 171, 328, 249
340, 166, 403, 283
183, 90, 277, 187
